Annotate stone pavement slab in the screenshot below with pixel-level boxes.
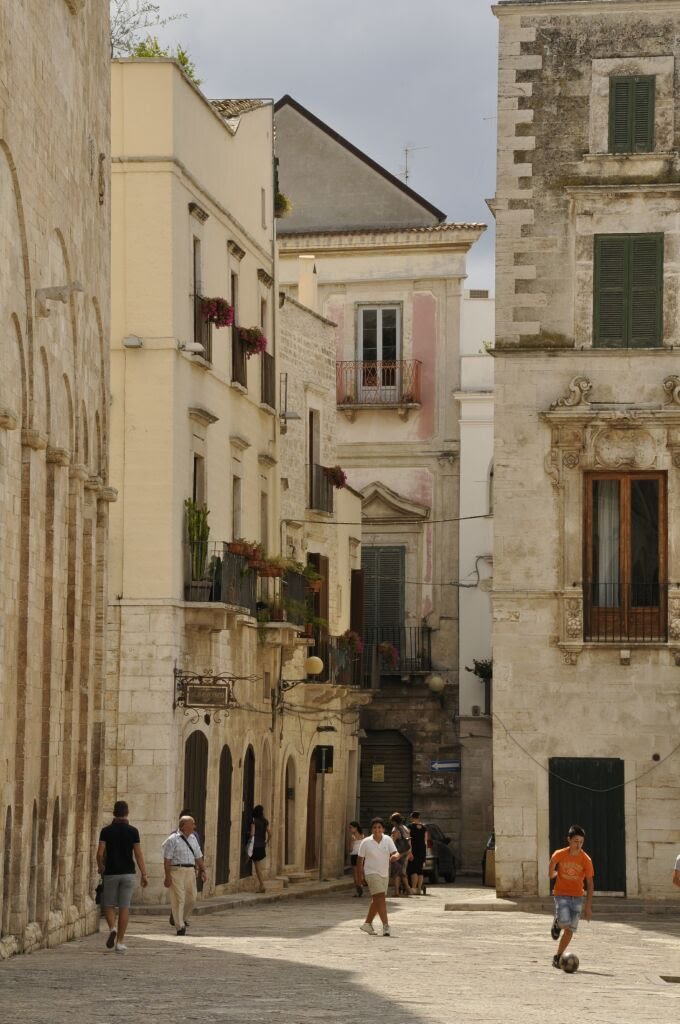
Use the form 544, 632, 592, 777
2, 883, 680, 1024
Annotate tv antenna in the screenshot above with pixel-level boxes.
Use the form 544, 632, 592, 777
400, 144, 430, 184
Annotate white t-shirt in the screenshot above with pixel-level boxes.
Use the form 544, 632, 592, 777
358, 834, 397, 876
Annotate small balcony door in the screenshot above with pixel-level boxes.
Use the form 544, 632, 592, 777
358, 306, 400, 402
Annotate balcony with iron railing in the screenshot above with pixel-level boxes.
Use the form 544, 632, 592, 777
193, 294, 212, 362
584, 581, 668, 643
261, 350, 276, 408
309, 463, 334, 514
336, 360, 422, 417
362, 626, 433, 687
184, 541, 257, 615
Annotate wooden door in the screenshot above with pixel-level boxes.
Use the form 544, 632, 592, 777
215, 745, 232, 885
240, 746, 255, 878
304, 752, 318, 869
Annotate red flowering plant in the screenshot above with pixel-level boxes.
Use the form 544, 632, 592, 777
202, 297, 234, 328
377, 641, 400, 671
237, 326, 268, 358
339, 629, 364, 654
324, 465, 347, 489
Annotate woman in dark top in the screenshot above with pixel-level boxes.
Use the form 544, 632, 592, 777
408, 811, 428, 895
249, 805, 271, 893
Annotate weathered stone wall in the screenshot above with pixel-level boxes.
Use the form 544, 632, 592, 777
493, 0, 680, 898
0, 0, 110, 956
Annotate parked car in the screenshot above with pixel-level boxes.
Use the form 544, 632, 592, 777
423, 822, 456, 884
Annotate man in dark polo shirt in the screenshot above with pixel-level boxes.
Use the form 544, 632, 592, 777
96, 800, 148, 953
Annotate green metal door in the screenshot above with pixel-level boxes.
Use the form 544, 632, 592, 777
549, 757, 625, 894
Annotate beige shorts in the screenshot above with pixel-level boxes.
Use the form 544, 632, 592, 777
365, 873, 389, 896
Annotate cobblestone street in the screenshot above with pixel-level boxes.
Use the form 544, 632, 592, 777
2, 885, 680, 1024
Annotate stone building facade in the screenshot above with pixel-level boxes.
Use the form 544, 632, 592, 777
0, 1, 111, 956
276, 96, 487, 869
107, 61, 364, 902
492, 0, 680, 897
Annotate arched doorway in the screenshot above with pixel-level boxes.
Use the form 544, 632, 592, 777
304, 751, 319, 869
1, 807, 11, 937
240, 745, 255, 878
284, 757, 295, 867
215, 745, 232, 886
183, 732, 208, 844
50, 799, 60, 907
359, 730, 413, 824
28, 802, 38, 922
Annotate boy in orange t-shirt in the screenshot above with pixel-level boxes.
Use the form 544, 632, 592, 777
548, 824, 594, 969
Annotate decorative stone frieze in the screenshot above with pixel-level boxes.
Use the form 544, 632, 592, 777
46, 446, 70, 466
550, 376, 592, 410
0, 407, 18, 430
21, 428, 48, 451
68, 463, 89, 482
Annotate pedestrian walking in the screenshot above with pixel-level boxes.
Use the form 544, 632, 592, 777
549, 824, 594, 969
348, 821, 365, 896
389, 812, 412, 897
407, 811, 427, 894
673, 850, 680, 888
96, 800, 148, 954
357, 818, 401, 937
248, 804, 271, 893
162, 814, 207, 935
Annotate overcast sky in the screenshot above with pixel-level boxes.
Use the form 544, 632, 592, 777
153, 1, 499, 290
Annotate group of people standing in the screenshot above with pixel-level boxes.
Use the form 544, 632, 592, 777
96, 800, 271, 952
350, 811, 428, 937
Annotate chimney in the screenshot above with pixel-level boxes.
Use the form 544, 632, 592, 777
298, 254, 317, 312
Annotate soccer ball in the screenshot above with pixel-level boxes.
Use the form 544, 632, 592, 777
561, 953, 579, 973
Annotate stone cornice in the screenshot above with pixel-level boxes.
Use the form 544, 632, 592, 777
257, 268, 274, 288
277, 225, 485, 257
189, 406, 219, 427
494, 0, 680, 17
564, 182, 680, 198
46, 446, 71, 466
69, 463, 89, 482
100, 486, 119, 503
188, 201, 209, 223
229, 433, 251, 451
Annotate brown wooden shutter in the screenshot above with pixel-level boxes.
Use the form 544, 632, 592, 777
350, 568, 364, 635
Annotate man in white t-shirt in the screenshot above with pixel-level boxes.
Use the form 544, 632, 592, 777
673, 852, 680, 889
357, 818, 400, 936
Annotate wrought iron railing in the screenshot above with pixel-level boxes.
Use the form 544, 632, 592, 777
184, 541, 256, 614
193, 294, 212, 362
336, 360, 422, 407
261, 351, 276, 408
282, 569, 308, 624
231, 331, 247, 387
309, 463, 334, 514
305, 635, 363, 687
584, 582, 667, 642
361, 626, 433, 686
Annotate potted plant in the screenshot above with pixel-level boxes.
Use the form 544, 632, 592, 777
202, 297, 234, 328
302, 563, 324, 593
246, 542, 265, 569
227, 538, 251, 556
377, 640, 400, 671
324, 465, 347, 489
274, 191, 292, 218
184, 498, 210, 599
257, 556, 286, 578
237, 325, 268, 358
339, 629, 364, 655
465, 658, 493, 684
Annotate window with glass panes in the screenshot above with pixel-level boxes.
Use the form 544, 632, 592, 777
584, 472, 667, 642
358, 305, 401, 399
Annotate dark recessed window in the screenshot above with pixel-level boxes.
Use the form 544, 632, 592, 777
593, 234, 663, 348
609, 75, 655, 154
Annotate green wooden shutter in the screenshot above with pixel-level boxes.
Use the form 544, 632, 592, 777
362, 546, 405, 628
609, 78, 632, 153
594, 236, 627, 347
629, 234, 663, 347
377, 547, 405, 626
609, 76, 655, 153
633, 77, 655, 153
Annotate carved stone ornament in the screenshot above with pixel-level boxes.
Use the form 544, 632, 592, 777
565, 598, 583, 640
560, 647, 582, 666
562, 451, 580, 469
63, 0, 85, 11
672, 450, 680, 469
669, 598, 680, 641
593, 426, 657, 469
550, 376, 592, 411
544, 448, 561, 490
663, 375, 680, 405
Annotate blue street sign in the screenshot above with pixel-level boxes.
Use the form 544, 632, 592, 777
430, 760, 461, 772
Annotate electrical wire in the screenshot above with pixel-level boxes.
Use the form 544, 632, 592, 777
494, 711, 680, 794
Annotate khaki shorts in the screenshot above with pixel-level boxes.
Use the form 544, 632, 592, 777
365, 873, 388, 896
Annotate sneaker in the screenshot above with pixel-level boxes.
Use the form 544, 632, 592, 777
552, 954, 562, 970
551, 918, 560, 941
176, 926, 186, 936
115, 943, 127, 954
382, 924, 391, 936
105, 929, 117, 949
359, 922, 376, 935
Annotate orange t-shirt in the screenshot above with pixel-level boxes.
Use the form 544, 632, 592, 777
550, 847, 594, 896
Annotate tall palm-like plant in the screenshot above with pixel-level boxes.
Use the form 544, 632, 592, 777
184, 498, 210, 580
